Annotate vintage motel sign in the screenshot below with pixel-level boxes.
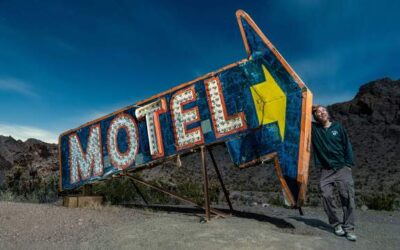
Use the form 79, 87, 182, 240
58, 10, 313, 207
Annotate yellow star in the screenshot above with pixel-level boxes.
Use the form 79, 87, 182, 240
250, 65, 287, 141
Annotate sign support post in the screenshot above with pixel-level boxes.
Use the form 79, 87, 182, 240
207, 147, 234, 212
201, 146, 211, 221
129, 179, 149, 205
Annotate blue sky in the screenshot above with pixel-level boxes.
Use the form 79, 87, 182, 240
0, 0, 399, 143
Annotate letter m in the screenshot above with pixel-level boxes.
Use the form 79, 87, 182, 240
69, 124, 103, 184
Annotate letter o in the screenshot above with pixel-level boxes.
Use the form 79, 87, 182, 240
107, 113, 139, 170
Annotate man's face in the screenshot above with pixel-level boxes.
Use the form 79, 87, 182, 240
314, 106, 330, 124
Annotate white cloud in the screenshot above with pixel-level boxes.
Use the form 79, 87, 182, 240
0, 77, 39, 98
0, 124, 57, 144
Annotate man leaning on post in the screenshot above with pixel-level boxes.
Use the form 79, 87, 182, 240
311, 105, 357, 241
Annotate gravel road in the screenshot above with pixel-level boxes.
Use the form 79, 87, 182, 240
0, 201, 398, 250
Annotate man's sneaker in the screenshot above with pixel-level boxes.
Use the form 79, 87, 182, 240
345, 232, 357, 241
334, 225, 346, 236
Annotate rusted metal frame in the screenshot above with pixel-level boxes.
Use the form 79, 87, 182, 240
238, 152, 277, 169
273, 155, 296, 207
129, 179, 149, 205
207, 146, 233, 212
272, 155, 305, 215
236, 10, 306, 88
125, 173, 228, 218
298, 206, 304, 216
200, 146, 211, 220
296, 90, 313, 208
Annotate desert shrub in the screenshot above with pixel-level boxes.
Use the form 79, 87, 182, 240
361, 194, 396, 211
144, 179, 175, 204
268, 193, 285, 206
176, 182, 219, 204
93, 176, 140, 204
6, 165, 28, 196
305, 195, 321, 207
0, 190, 19, 201
209, 186, 220, 203
3, 165, 58, 203
176, 182, 203, 204
93, 176, 174, 205
92, 175, 219, 206
390, 181, 400, 194
27, 175, 58, 203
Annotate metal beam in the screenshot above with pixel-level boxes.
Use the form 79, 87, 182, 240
207, 147, 233, 212
201, 146, 211, 220
125, 173, 228, 218
129, 178, 149, 205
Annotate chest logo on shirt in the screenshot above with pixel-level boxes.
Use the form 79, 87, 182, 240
332, 130, 338, 136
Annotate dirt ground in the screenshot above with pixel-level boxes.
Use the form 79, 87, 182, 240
0, 201, 399, 250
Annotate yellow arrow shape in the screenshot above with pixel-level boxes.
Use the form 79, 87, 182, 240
250, 65, 287, 141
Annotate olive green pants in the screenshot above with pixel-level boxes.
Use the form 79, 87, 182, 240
320, 166, 355, 232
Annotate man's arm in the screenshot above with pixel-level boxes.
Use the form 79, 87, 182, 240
341, 125, 355, 167
311, 123, 322, 167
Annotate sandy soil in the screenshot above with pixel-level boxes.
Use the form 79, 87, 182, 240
0, 201, 399, 250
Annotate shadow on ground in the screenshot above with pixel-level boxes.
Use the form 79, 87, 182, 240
289, 216, 332, 233
123, 204, 295, 229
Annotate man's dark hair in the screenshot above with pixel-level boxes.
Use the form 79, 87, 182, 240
312, 105, 329, 121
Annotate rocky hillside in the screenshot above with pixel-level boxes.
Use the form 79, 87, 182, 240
327, 78, 400, 200
0, 136, 58, 180
0, 78, 399, 208
0, 136, 58, 201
